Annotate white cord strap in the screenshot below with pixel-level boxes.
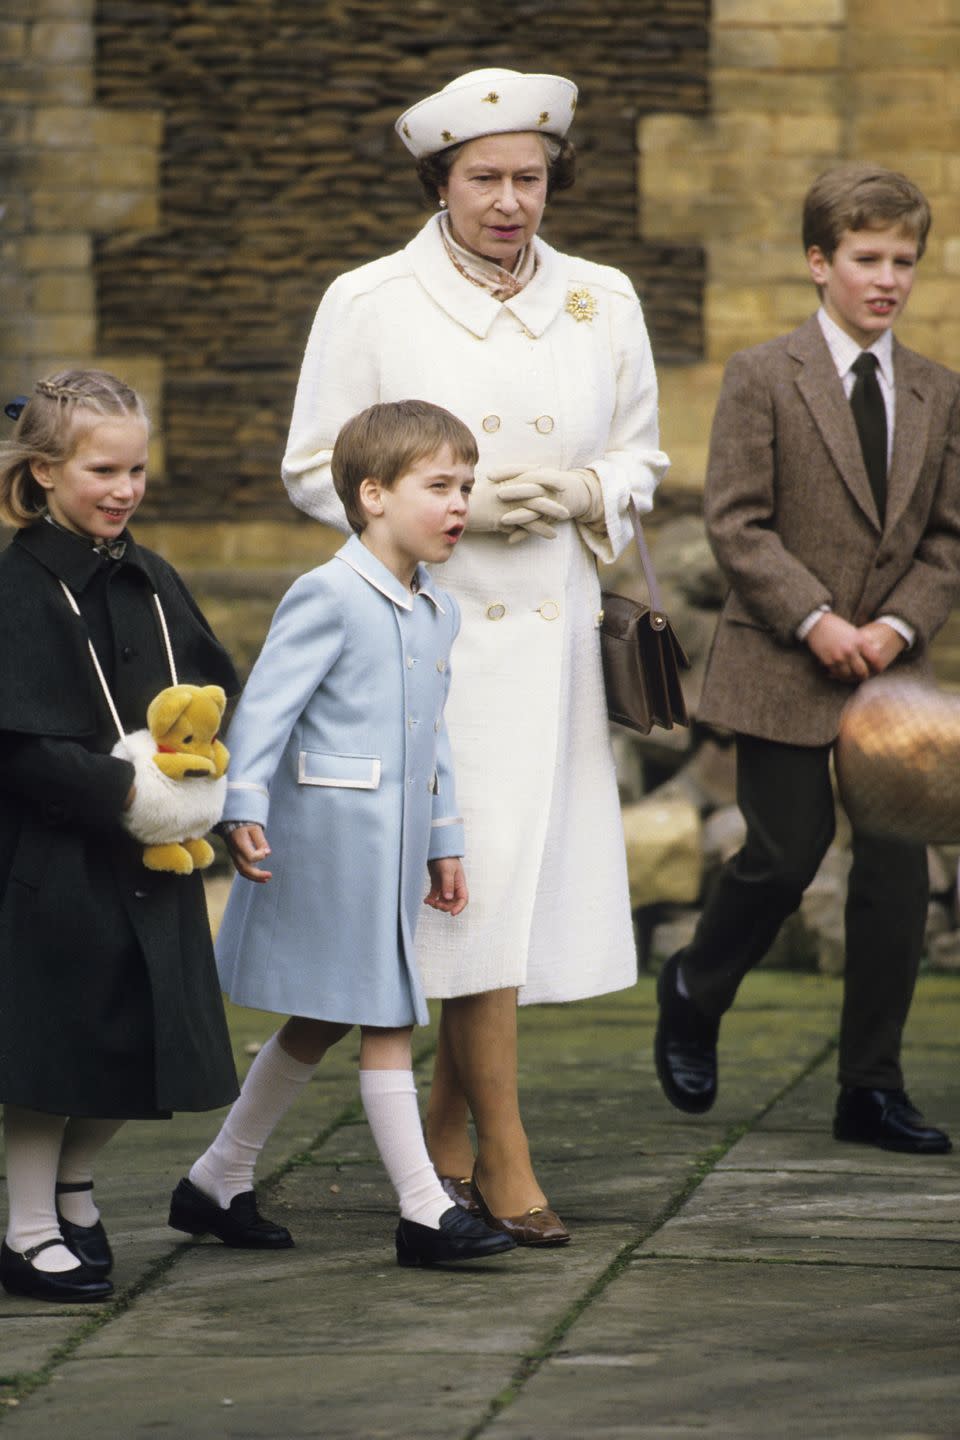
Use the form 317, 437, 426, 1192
152, 592, 179, 687
58, 579, 178, 743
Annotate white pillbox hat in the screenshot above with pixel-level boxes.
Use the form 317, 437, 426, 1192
396, 68, 578, 159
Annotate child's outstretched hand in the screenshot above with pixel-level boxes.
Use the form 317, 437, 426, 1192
424, 857, 468, 916
226, 823, 273, 883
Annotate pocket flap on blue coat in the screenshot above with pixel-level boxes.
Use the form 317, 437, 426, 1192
297, 751, 381, 789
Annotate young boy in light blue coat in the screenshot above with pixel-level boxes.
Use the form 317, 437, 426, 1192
169, 400, 514, 1268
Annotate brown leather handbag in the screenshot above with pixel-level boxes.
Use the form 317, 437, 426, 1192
600, 501, 690, 735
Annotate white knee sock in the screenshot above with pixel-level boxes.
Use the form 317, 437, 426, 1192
3, 1104, 78, 1273
189, 1033, 317, 1208
359, 1069, 448, 1229
57, 1117, 126, 1226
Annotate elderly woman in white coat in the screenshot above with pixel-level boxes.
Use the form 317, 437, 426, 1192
283, 68, 669, 1243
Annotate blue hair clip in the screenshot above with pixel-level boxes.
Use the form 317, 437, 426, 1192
4, 397, 28, 421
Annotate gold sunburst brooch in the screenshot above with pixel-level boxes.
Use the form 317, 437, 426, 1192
565, 286, 597, 324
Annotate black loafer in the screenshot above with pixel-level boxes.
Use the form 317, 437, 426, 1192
0, 1239, 113, 1303
654, 952, 720, 1114
168, 1177, 294, 1248
396, 1205, 516, 1267
56, 1181, 113, 1275
833, 1087, 952, 1154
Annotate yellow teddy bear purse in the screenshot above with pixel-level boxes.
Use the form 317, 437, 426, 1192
57, 579, 231, 876
112, 684, 230, 874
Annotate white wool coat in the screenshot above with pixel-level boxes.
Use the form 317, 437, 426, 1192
283, 215, 669, 1004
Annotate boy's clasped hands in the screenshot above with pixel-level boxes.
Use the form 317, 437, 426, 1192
806, 613, 907, 683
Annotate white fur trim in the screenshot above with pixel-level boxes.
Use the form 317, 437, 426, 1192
113, 728, 227, 846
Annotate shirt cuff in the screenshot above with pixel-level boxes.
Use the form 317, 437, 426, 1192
796, 605, 831, 642
876, 615, 915, 649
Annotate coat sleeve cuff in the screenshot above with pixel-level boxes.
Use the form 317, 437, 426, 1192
428, 816, 464, 861
223, 779, 270, 828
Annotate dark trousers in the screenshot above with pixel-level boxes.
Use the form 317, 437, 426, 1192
680, 734, 928, 1090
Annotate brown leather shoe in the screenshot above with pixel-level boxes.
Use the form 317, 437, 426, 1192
438, 1175, 481, 1215
471, 1170, 571, 1247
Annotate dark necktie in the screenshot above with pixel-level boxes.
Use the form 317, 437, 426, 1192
849, 352, 887, 522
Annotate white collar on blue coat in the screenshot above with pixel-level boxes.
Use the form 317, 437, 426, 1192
334, 533, 447, 614
405, 214, 568, 341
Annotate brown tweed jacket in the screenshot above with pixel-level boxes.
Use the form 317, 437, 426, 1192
698, 315, 960, 746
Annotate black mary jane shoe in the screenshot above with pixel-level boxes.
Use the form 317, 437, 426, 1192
0, 1239, 114, 1303
654, 952, 721, 1115
395, 1205, 517, 1267
833, 1087, 952, 1155
56, 1180, 113, 1275
168, 1177, 294, 1249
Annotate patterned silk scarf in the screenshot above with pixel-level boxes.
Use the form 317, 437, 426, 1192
439, 212, 537, 301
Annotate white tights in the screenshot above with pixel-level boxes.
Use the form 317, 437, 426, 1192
3, 1105, 124, 1273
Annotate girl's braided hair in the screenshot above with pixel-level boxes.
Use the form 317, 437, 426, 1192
0, 369, 148, 528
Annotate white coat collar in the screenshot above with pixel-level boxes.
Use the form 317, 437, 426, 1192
335, 534, 446, 613
405, 214, 568, 339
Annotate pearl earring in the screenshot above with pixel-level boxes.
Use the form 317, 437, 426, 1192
439, 199, 447, 209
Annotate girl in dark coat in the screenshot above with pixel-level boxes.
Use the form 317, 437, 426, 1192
0, 370, 239, 1303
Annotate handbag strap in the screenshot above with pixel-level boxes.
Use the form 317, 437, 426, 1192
58, 580, 178, 744
626, 498, 667, 632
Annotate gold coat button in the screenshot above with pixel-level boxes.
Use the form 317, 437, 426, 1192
482, 414, 501, 433
535, 415, 555, 434
486, 602, 507, 620
436, 659, 446, 672
537, 600, 560, 621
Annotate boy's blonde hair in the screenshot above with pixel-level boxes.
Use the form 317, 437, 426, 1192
332, 399, 478, 535
0, 369, 148, 528
802, 163, 932, 261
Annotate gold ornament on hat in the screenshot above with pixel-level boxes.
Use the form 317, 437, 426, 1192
441, 129, 456, 143
482, 91, 500, 104
538, 111, 550, 125
565, 286, 598, 323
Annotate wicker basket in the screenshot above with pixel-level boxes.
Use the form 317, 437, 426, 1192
835, 678, 960, 843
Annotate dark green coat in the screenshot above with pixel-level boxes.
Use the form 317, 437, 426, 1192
0, 522, 240, 1117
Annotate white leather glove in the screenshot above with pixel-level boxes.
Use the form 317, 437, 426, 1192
465, 473, 562, 541
487, 466, 605, 545
463, 474, 526, 537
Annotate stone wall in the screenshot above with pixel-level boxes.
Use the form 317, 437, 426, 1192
641, 0, 960, 498
91, 0, 709, 522
0, 0, 165, 472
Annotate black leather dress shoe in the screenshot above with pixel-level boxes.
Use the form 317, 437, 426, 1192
168, 1177, 294, 1248
654, 952, 720, 1114
396, 1206, 516, 1267
833, 1087, 952, 1154
56, 1181, 113, 1275
0, 1240, 113, 1303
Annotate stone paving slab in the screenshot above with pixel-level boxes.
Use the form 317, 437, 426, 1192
2, 972, 959, 1438
489, 1259, 960, 1440
4, 1354, 511, 1440
643, 1169, 960, 1267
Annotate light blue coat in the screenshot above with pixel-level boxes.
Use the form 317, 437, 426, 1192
215, 535, 464, 1027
